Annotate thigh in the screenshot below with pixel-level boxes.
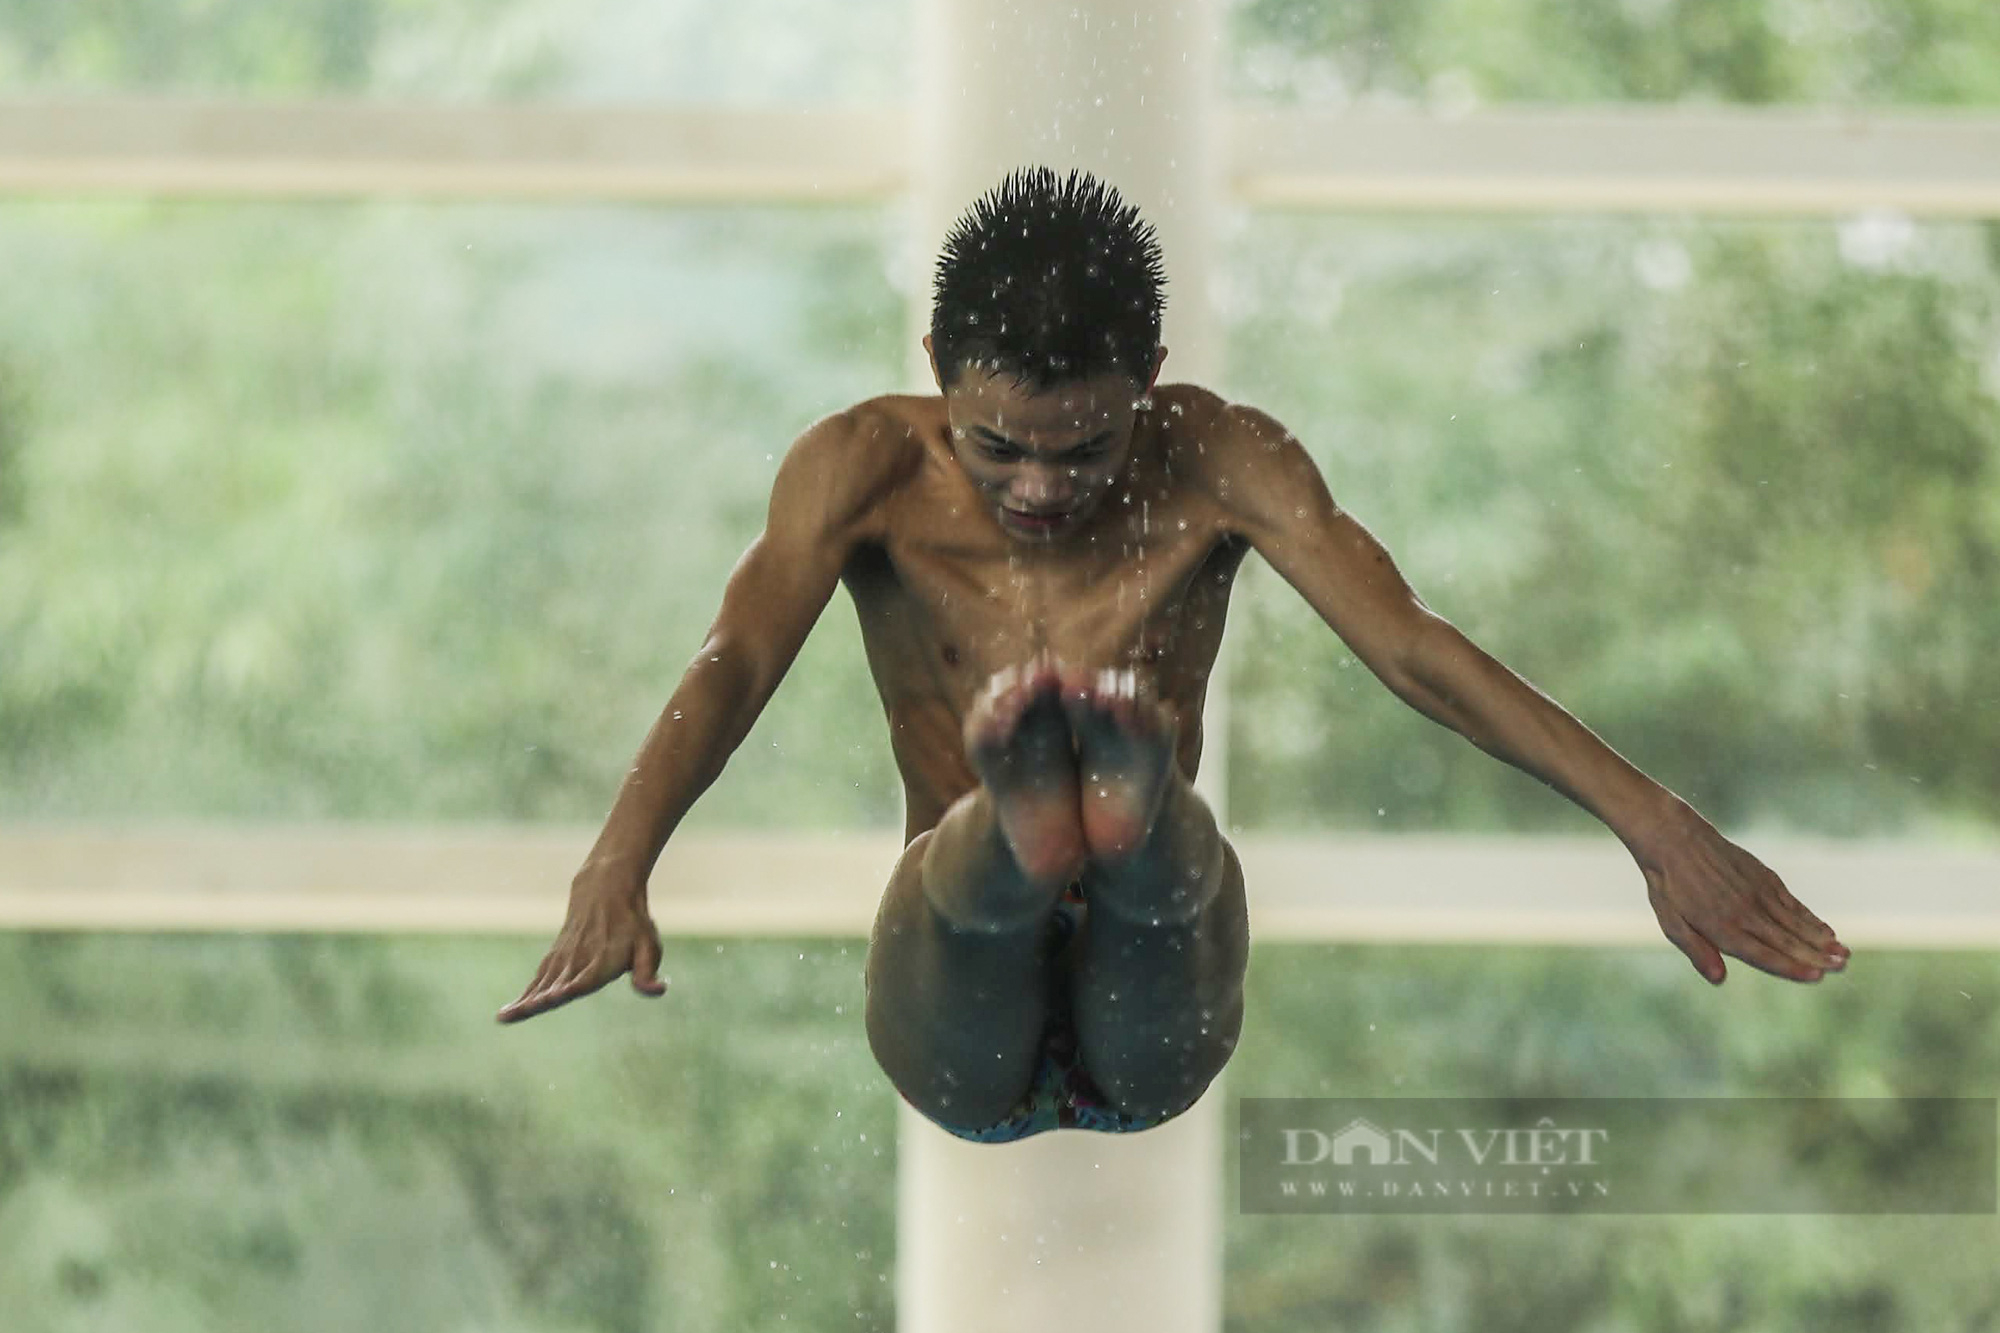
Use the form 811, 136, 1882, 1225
863, 830, 1068, 1133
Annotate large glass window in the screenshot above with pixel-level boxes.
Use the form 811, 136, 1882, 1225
0, 195, 908, 1328
1229, 0, 2000, 107
0, 0, 908, 103
1222, 213, 2000, 838
1224, 943, 2000, 1332
0, 931, 895, 1332
0, 200, 906, 826
6, 3, 1998, 1332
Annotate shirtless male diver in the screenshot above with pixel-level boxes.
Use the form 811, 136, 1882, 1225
499, 167, 1850, 1143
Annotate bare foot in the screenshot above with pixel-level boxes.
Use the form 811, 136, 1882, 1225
1060, 665, 1179, 863
964, 655, 1087, 885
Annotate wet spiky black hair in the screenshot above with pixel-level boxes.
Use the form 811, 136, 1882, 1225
930, 166, 1166, 390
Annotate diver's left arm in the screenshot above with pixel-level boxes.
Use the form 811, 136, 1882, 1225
1203, 398, 1850, 986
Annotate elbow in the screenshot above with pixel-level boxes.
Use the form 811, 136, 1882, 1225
689, 632, 769, 714
1389, 607, 1455, 700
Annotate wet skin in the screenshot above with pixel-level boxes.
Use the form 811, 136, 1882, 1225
499, 357, 1851, 1132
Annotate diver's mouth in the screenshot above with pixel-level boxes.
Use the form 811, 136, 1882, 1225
999, 505, 1074, 534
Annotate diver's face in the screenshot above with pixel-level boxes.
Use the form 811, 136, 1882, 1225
938, 366, 1148, 544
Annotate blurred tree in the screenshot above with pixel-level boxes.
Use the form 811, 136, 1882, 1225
0, 932, 897, 1333
0, 200, 903, 824
1231, 0, 2000, 105
0, 0, 905, 102
1, 7, 1997, 1333
0, 354, 25, 526
1226, 944, 2000, 1333
1225, 215, 2000, 838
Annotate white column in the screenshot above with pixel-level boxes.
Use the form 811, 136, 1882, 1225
909, 0, 1223, 387
901, 4, 1225, 1332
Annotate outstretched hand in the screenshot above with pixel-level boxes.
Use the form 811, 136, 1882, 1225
1634, 802, 1850, 984
498, 880, 668, 1023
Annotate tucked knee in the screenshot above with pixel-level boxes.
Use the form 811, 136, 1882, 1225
1098, 1010, 1239, 1116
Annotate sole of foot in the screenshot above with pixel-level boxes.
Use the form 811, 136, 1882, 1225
1059, 665, 1179, 864
964, 655, 1088, 886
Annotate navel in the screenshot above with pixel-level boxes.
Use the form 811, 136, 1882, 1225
941, 644, 961, 667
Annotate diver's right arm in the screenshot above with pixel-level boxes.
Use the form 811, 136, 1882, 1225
499, 408, 897, 1022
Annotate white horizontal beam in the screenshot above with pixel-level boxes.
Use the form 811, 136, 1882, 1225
1230, 106, 2000, 216
0, 825, 898, 935
0, 825, 1989, 948
4, 99, 2000, 216
0, 99, 904, 201
1240, 835, 1999, 948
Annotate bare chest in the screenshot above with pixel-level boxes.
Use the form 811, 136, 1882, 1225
848, 504, 1242, 718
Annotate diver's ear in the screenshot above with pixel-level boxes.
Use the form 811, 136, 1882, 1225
923, 334, 945, 392
1147, 345, 1168, 393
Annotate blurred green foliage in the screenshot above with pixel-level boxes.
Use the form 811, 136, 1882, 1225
1231, 0, 2000, 104
12, 0, 2000, 107
1225, 215, 2000, 838
0, 932, 896, 1332
1227, 944, 2000, 1332
0, 200, 907, 825
4, 205, 1997, 837
0, 934, 1992, 1332
0, 0, 906, 102
2, 4, 1999, 1331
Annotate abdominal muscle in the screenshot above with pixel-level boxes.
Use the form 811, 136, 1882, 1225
852, 574, 1230, 841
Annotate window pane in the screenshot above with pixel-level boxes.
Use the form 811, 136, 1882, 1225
1225, 943, 2000, 1329
0, 0, 907, 104
1231, 0, 2000, 107
0, 931, 895, 1332
1221, 212, 2000, 836
0, 200, 907, 826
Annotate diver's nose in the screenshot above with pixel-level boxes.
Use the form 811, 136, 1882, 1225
1013, 462, 1072, 510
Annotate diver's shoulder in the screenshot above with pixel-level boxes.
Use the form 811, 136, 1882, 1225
771, 396, 934, 538
1153, 382, 1277, 430
849, 392, 946, 440
792, 395, 934, 480
1154, 381, 1227, 415
1150, 383, 1276, 472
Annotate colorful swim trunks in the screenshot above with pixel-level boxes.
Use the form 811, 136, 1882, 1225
907, 884, 1192, 1144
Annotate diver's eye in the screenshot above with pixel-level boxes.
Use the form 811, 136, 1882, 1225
981, 444, 1022, 463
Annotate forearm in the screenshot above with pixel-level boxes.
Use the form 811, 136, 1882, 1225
578, 636, 769, 886
1394, 621, 1683, 851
